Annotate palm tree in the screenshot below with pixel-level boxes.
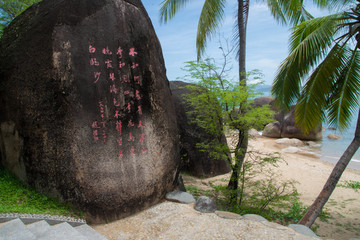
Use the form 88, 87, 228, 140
159, 0, 334, 200
272, 0, 360, 227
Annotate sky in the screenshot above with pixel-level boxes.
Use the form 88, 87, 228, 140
141, 0, 329, 85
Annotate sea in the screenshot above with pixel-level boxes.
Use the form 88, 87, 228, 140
256, 85, 360, 171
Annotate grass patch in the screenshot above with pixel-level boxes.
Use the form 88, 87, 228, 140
338, 180, 360, 192
0, 166, 82, 218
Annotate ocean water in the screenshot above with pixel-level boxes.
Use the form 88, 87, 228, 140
256, 86, 360, 170
320, 116, 360, 170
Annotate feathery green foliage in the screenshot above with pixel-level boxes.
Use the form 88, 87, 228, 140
180, 58, 274, 135
179, 57, 274, 204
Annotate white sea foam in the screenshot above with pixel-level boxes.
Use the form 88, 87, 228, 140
321, 154, 360, 163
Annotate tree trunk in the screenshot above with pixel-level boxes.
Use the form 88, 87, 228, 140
298, 107, 360, 227
226, 0, 249, 202
238, 0, 247, 85
228, 130, 248, 202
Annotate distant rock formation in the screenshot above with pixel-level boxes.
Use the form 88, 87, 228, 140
170, 81, 231, 178
0, 0, 179, 223
255, 97, 322, 141
327, 134, 341, 140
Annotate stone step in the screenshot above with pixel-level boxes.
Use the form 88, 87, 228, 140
0, 218, 109, 240
0, 218, 36, 240
37, 222, 88, 240
75, 224, 108, 240
27, 220, 51, 238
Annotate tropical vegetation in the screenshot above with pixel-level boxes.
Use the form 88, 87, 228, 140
272, 0, 360, 227
159, 0, 336, 206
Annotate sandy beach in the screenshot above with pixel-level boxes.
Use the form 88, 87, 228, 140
251, 136, 360, 239
182, 135, 360, 240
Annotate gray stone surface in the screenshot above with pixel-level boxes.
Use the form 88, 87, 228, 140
0, 217, 109, 240
263, 121, 282, 138
0, 213, 86, 226
262, 107, 322, 141
27, 220, 51, 238
194, 196, 217, 213
0, 218, 36, 240
215, 211, 243, 220
281, 109, 322, 141
243, 214, 268, 222
75, 224, 108, 240
165, 191, 196, 204
38, 222, 88, 240
288, 224, 320, 239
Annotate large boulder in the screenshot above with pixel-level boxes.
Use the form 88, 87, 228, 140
252, 96, 276, 109
261, 107, 322, 141
253, 97, 322, 141
263, 122, 282, 138
280, 108, 322, 140
170, 81, 231, 178
0, 0, 179, 223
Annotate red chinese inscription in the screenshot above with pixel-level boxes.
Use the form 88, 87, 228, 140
88, 45, 147, 158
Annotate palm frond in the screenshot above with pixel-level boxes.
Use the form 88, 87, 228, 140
160, 0, 192, 23
312, 0, 358, 11
264, 0, 288, 24
295, 43, 346, 132
196, 0, 226, 59
327, 46, 360, 131
272, 14, 341, 108
263, 0, 313, 26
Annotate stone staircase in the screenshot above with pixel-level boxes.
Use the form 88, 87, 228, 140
0, 215, 108, 240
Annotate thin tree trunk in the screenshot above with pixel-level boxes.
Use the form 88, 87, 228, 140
226, 0, 249, 202
298, 107, 360, 227
238, 0, 247, 85
228, 130, 248, 202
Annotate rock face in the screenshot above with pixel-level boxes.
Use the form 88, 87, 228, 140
165, 191, 196, 204
263, 122, 282, 138
280, 108, 322, 140
253, 97, 322, 141
262, 108, 322, 141
248, 129, 261, 138
194, 196, 217, 213
275, 138, 304, 147
170, 81, 231, 177
327, 134, 341, 140
0, 0, 179, 223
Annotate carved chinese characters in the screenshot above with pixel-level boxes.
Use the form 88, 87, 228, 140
88, 45, 147, 159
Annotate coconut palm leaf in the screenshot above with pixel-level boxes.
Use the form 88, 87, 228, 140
159, 0, 192, 23
264, 0, 313, 25
196, 0, 226, 59
272, 13, 343, 108
327, 46, 360, 130
295, 43, 347, 132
